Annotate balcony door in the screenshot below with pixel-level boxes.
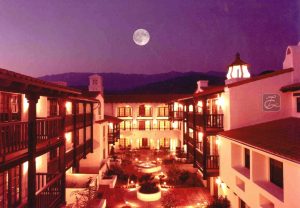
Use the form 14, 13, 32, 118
141, 138, 148, 148
139, 120, 145, 130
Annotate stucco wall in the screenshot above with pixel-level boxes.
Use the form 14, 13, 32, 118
225, 72, 294, 130
219, 136, 300, 208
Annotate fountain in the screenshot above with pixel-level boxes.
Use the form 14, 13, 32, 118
135, 160, 162, 174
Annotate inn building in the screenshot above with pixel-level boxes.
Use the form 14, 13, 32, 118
169, 43, 300, 207
104, 94, 188, 151
0, 70, 110, 207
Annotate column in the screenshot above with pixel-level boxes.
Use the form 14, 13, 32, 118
58, 99, 66, 203
202, 98, 208, 179
83, 103, 87, 158
192, 101, 197, 168
90, 103, 94, 153
26, 93, 39, 208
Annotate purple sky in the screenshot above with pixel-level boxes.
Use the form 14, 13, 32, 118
0, 0, 299, 77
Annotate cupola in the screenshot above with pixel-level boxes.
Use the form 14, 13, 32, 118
226, 53, 251, 84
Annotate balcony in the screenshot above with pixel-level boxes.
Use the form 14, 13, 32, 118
76, 114, 85, 129
36, 173, 63, 208
168, 111, 184, 120
36, 117, 63, 144
65, 114, 74, 131
85, 113, 92, 126
195, 150, 219, 176
0, 121, 28, 160
108, 128, 120, 144
195, 114, 223, 130
65, 149, 74, 170
0, 117, 63, 163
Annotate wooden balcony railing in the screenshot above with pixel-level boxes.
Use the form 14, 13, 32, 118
65, 114, 74, 131
195, 114, 224, 129
36, 117, 63, 144
86, 139, 93, 153
36, 173, 63, 208
206, 114, 223, 128
65, 149, 74, 169
85, 113, 92, 126
169, 111, 184, 120
76, 144, 85, 160
184, 135, 194, 145
0, 121, 28, 157
195, 151, 219, 170
36, 173, 57, 192
206, 155, 219, 169
76, 114, 85, 128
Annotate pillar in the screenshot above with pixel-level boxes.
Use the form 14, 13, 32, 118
26, 94, 39, 208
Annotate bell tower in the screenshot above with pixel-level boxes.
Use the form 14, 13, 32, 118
225, 53, 251, 85
88, 74, 103, 94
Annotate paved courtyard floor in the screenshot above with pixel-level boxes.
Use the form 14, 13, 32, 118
103, 187, 212, 208
102, 149, 212, 207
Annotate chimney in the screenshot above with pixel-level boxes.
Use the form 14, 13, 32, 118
195, 80, 208, 93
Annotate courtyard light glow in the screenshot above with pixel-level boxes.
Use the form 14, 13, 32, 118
65, 101, 72, 114
23, 96, 29, 113
216, 138, 221, 146
216, 95, 225, 108
216, 177, 221, 185
65, 132, 72, 143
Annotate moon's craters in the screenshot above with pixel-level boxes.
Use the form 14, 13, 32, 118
133, 29, 150, 46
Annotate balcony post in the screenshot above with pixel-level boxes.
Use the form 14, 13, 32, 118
90, 103, 94, 153
202, 97, 208, 179
192, 101, 197, 168
72, 101, 79, 172
83, 103, 87, 158
59, 98, 66, 203
26, 93, 40, 208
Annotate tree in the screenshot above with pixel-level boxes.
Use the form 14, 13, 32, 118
69, 177, 98, 208
208, 196, 230, 208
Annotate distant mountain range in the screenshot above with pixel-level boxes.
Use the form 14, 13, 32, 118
39, 71, 226, 94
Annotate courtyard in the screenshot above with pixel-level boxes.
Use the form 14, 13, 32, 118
100, 149, 213, 208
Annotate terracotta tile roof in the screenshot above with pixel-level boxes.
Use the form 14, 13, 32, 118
68, 95, 99, 103
96, 115, 123, 124
0, 68, 81, 95
194, 85, 224, 97
104, 94, 191, 103
219, 117, 300, 163
227, 68, 294, 88
280, 82, 300, 92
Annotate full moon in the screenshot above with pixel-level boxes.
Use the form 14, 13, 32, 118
133, 29, 150, 46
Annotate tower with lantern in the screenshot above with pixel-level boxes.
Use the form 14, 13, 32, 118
225, 53, 251, 84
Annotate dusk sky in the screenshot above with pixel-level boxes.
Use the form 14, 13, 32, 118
0, 0, 299, 77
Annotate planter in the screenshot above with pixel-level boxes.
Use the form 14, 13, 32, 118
137, 189, 161, 202
99, 175, 117, 188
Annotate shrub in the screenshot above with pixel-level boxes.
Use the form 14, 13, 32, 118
179, 170, 190, 184
208, 196, 230, 208
138, 174, 159, 194
167, 164, 181, 184
129, 174, 137, 183
139, 182, 159, 194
